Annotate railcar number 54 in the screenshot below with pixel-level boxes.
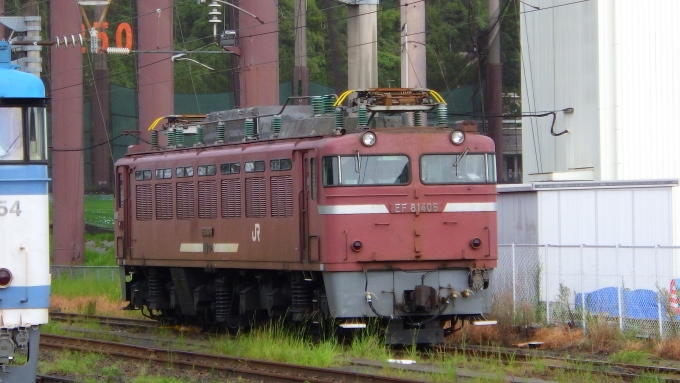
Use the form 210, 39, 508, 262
0, 201, 22, 217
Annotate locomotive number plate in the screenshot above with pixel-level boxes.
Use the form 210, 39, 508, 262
392, 202, 440, 214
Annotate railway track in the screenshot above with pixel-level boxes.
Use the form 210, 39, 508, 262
445, 344, 680, 382
40, 333, 426, 383
48, 312, 680, 381
49, 312, 158, 330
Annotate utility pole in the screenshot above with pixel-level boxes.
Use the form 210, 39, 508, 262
92, 5, 111, 191
293, 0, 308, 103
400, 0, 426, 89
23, 0, 40, 76
400, 0, 426, 126
237, 0, 278, 107
51, 0, 85, 264
136, 0, 173, 148
324, 0, 345, 95
346, 0, 378, 89
487, 0, 503, 182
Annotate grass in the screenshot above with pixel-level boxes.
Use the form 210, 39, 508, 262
83, 194, 114, 230
51, 273, 119, 301
209, 319, 342, 368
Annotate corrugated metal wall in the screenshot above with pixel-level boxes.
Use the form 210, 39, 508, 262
520, 0, 598, 179
498, 184, 673, 246
520, 0, 680, 243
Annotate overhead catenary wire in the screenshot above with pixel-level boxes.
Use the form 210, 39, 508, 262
44, 0, 588, 107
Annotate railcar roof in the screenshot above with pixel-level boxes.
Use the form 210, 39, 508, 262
0, 67, 46, 98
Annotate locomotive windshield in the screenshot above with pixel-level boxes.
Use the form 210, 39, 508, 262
0, 106, 47, 161
420, 153, 496, 184
322, 155, 410, 186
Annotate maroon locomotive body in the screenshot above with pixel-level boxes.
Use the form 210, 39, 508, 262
115, 89, 497, 344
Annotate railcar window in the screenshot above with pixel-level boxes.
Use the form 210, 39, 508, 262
176, 166, 194, 178
156, 168, 172, 179
270, 158, 292, 171
0, 107, 24, 160
220, 162, 240, 174
27, 107, 47, 160
198, 165, 217, 176
322, 155, 410, 186
245, 160, 265, 173
420, 153, 497, 184
135, 170, 152, 181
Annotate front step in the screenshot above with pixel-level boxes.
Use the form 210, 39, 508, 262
384, 319, 445, 345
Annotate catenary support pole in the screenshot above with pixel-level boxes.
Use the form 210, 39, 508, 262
51, 0, 85, 264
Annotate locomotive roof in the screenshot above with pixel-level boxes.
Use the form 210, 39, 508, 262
121, 88, 492, 161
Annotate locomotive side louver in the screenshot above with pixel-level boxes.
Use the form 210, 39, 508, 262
135, 185, 152, 221
198, 180, 217, 219
246, 177, 266, 218
155, 183, 173, 220
270, 176, 293, 218
221, 179, 242, 218
176, 182, 196, 219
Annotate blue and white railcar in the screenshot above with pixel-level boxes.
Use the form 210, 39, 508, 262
0, 40, 50, 382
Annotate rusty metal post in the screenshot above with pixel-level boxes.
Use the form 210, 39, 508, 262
293, 0, 308, 103
51, 0, 85, 264
324, 0, 346, 95
136, 0, 173, 148
92, 5, 111, 191
487, 0, 503, 182
238, 0, 278, 107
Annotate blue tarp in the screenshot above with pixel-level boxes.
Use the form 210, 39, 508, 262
575, 287, 665, 320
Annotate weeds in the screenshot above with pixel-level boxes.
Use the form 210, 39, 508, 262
609, 349, 652, 364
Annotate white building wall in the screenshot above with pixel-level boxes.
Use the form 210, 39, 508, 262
520, 0, 598, 179
521, 0, 680, 243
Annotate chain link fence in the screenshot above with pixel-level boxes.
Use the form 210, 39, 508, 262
494, 244, 680, 338
51, 245, 680, 338
51, 266, 118, 281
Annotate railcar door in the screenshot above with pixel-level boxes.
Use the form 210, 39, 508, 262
115, 166, 131, 260
302, 151, 320, 262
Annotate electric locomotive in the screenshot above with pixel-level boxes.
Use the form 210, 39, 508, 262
0, 40, 50, 381
116, 88, 497, 344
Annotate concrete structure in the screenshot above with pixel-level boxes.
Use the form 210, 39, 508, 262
519, 1, 680, 243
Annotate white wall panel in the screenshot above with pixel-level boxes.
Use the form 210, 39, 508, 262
596, 190, 633, 245
537, 191, 560, 244
632, 189, 672, 246
557, 190, 597, 244
499, 185, 673, 246
497, 191, 538, 244
520, 0, 680, 244
521, 0, 598, 180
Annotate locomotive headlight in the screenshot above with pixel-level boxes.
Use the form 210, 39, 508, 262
0, 269, 13, 288
361, 131, 377, 147
351, 241, 363, 252
470, 238, 482, 249
450, 130, 465, 145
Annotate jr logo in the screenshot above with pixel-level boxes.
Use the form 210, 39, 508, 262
252, 223, 261, 242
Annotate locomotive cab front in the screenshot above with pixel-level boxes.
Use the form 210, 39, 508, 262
313, 119, 497, 344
